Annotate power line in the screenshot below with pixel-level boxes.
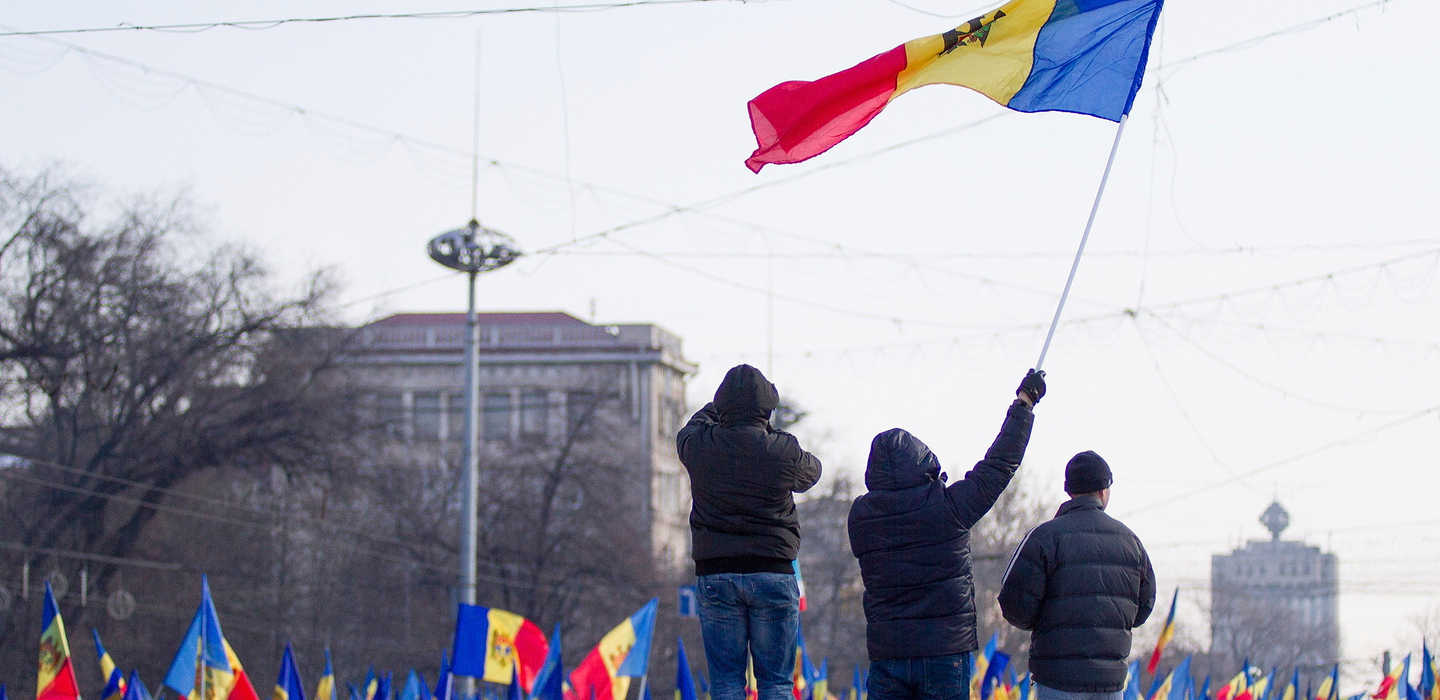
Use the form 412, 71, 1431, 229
1121, 405, 1440, 518
1159, 0, 1401, 75
0, 1, 747, 38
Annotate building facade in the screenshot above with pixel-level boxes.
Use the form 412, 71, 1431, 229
1210, 502, 1340, 674
349, 311, 696, 572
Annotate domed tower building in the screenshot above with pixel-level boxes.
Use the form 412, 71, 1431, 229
1210, 502, 1340, 678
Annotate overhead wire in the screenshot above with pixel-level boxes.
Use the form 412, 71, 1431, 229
0, 1, 751, 38
1121, 404, 1440, 518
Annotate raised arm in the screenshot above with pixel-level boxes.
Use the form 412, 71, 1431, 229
945, 370, 1044, 527
676, 402, 720, 462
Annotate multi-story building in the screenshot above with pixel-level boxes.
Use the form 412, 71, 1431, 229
348, 311, 696, 572
1210, 502, 1340, 674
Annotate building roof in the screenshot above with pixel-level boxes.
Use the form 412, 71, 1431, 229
369, 312, 588, 327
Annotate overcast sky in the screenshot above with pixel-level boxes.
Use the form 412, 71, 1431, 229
3, 0, 1438, 683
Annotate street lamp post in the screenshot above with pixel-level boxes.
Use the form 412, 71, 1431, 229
428, 219, 520, 699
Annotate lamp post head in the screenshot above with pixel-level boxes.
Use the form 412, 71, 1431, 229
427, 219, 522, 274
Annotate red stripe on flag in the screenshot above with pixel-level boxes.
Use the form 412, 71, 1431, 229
38, 658, 80, 700
744, 45, 907, 173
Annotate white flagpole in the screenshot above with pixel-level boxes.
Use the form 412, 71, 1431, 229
1034, 114, 1129, 372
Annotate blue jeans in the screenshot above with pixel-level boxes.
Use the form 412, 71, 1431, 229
868, 654, 971, 700
1035, 685, 1123, 700
697, 573, 801, 700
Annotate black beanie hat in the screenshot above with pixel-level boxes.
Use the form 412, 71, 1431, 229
1065, 451, 1113, 494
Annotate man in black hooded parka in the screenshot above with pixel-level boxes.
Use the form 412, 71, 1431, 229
678, 364, 822, 700
848, 369, 1046, 700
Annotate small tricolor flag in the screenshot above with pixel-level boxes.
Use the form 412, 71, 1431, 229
793, 561, 808, 613
162, 576, 261, 700
273, 643, 307, 700
1315, 667, 1339, 700
1422, 644, 1438, 700
1123, 661, 1142, 700
675, 638, 698, 700
94, 630, 127, 699
364, 670, 377, 700
452, 605, 550, 693
399, 672, 429, 700
1279, 670, 1300, 700
1376, 657, 1411, 700
529, 628, 563, 700
38, 582, 81, 700
981, 652, 1011, 700
744, 0, 1164, 172
1148, 589, 1179, 675
849, 666, 863, 700
434, 655, 453, 700
1149, 657, 1191, 700
316, 651, 335, 700
565, 600, 659, 700
121, 672, 152, 700
1218, 668, 1250, 700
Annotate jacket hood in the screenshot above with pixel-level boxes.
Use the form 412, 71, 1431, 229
865, 428, 943, 491
714, 364, 779, 426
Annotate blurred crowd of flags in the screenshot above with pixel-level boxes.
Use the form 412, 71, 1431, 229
17, 580, 1440, 700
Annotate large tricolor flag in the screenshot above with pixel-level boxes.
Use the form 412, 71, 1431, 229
565, 599, 659, 700
1148, 589, 1179, 675
744, 0, 1164, 172
37, 582, 81, 700
452, 605, 549, 693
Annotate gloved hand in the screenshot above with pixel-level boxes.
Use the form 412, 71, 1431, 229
1016, 369, 1046, 407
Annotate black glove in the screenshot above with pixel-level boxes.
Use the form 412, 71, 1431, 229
1017, 369, 1046, 406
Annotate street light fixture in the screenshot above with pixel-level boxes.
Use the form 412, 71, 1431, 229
428, 218, 520, 689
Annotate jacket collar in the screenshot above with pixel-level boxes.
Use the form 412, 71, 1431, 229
1056, 494, 1105, 517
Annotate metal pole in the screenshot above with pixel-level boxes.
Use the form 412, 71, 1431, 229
460, 268, 480, 700
1034, 114, 1129, 372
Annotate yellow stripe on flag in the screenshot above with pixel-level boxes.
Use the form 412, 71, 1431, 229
894, 0, 1056, 105
483, 609, 528, 684
596, 618, 638, 700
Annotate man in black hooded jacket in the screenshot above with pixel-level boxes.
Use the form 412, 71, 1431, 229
848, 369, 1046, 700
677, 364, 822, 700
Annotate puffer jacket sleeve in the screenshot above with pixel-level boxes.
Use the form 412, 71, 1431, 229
773, 429, 822, 493
676, 402, 719, 463
998, 524, 1048, 631
946, 402, 1034, 528
1134, 538, 1157, 628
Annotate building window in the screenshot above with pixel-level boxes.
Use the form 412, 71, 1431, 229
521, 390, 548, 439
378, 393, 404, 435
414, 392, 441, 441
567, 391, 599, 440
484, 393, 513, 441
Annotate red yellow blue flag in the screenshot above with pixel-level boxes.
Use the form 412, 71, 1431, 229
565, 600, 660, 700
452, 605, 550, 693
675, 638, 698, 700
94, 630, 127, 699
531, 625, 564, 700
37, 582, 81, 700
121, 672, 153, 700
744, 0, 1164, 171
273, 643, 306, 700
1148, 589, 1179, 675
1422, 644, 1437, 700
315, 650, 335, 700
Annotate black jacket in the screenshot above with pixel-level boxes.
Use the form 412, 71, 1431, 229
998, 496, 1156, 693
847, 402, 1033, 660
677, 365, 822, 571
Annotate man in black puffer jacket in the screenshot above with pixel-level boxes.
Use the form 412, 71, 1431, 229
998, 451, 1156, 700
678, 364, 822, 700
848, 369, 1046, 700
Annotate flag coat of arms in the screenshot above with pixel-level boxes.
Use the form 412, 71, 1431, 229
565, 599, 659, 700
38, 582, 81, 700
744, 0, 1163, 171
452, 605, 550, 693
